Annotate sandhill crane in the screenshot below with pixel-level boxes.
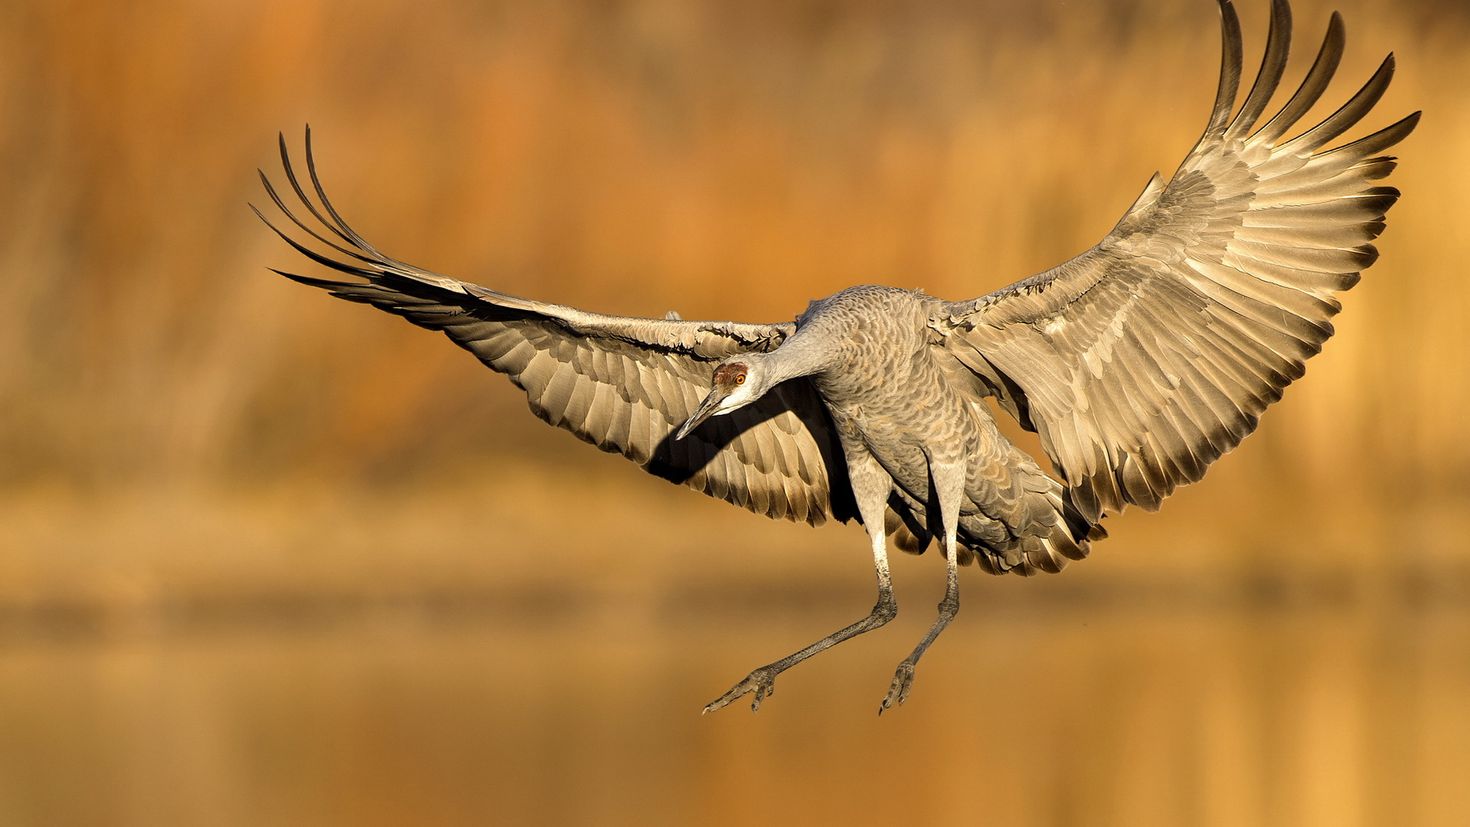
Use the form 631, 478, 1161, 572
257, 0, 1417, 714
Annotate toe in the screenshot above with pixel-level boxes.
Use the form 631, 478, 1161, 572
704, 669, 777, 715
878, 663, 916, 714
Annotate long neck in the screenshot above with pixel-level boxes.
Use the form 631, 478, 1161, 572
764, 329, 835, 386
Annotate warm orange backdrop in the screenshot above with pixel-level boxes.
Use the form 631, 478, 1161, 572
1, 1, 1466, 824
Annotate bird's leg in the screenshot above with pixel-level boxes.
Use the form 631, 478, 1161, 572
702, 524, 896, 714
880, 461, 963, 714
878, 545, 957, 713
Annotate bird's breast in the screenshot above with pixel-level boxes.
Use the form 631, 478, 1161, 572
816, 337, 982, 502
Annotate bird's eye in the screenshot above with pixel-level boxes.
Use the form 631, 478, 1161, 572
735, 373, 746, 385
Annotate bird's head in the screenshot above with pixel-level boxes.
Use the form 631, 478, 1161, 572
674, 356, 773, 441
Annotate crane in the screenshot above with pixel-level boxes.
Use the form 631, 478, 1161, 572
256, 0, 1417, 714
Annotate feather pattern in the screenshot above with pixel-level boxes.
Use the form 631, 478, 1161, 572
937, 0, 1417, 522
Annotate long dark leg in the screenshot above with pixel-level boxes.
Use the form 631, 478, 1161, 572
703, 454, 897, 714
879, 460, 963, 713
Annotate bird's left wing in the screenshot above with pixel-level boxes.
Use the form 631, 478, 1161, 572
934, 0, 1417, 523
257, 131, 858, 527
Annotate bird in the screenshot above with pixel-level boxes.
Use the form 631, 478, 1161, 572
256, 0, 1417, 714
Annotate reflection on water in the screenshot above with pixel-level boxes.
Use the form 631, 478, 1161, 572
0, 593, 1465, 826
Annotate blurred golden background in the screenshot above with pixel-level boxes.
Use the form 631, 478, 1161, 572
2, 0, 1468, 824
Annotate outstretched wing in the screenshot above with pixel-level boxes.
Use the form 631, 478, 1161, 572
257, 130, 858, 526
936, 0, 1417, 522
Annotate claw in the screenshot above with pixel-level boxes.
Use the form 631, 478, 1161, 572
703, 667, 779, 714
878, 661, 916, 715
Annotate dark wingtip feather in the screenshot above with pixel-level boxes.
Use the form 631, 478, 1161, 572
255, 198, 379, 281
1254, 10, 1346, 145
1204, 0, 1245, 139
269, 268, 348, 290
1281, 52, 1397, 153
1318, 110, 1421, 162
274, 127, 366, 254
1403, 109, 1424, 134
1225, 0, 1292, 140
256, 162, 385, 267
302, 127, 390, 261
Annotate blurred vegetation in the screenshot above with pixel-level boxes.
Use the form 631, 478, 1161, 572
1, 0, 1467, 825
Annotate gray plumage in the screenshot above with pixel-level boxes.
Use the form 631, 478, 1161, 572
257, 0, 1416, 713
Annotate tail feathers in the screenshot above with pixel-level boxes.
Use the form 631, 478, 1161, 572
885, 507, 931, 556
883, 479, 1105, 576
968, 489, 1104, 577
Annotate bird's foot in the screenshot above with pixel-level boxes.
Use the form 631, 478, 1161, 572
879, 661, 916, 715
703, 666, 779, 714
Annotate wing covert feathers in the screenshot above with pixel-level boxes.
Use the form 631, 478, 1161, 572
939, 0, 1417, 523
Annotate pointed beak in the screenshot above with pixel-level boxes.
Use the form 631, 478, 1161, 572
675, 388, 725, 441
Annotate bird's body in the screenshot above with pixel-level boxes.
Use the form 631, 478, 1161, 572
258, 0, 1417, 713
792, 286, 1088, 574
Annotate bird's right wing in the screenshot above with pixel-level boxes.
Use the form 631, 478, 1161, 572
257, 132, 858, 526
